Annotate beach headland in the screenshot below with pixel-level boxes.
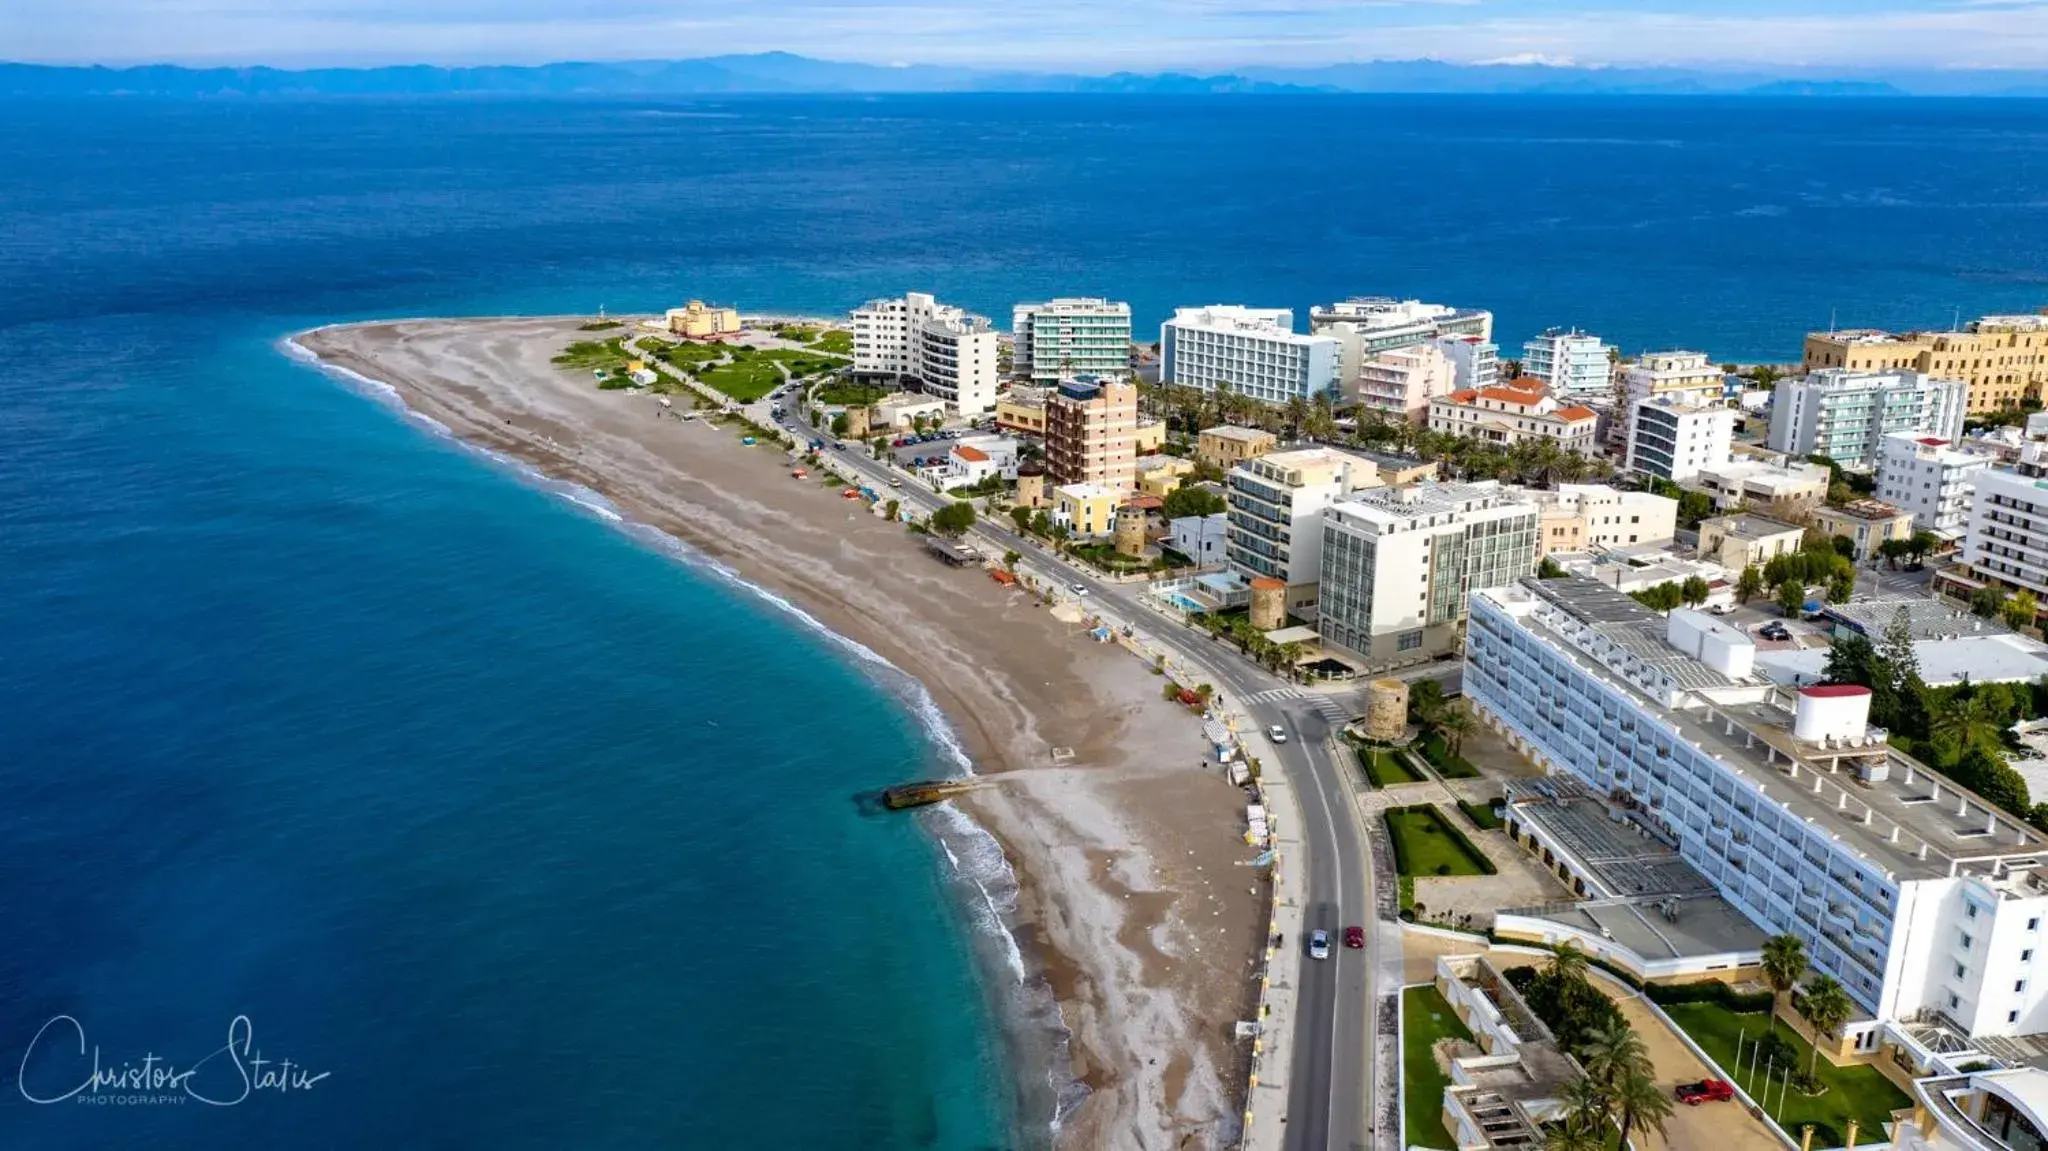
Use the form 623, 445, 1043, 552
292, 316, 1265, 1150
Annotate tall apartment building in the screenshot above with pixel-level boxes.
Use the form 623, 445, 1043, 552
1011, 298, 1132, 384
1433, 334, 1500, 391
1468, 576, 2048, 1037
1160, 306, 1341, 405
1318, 482, 1539, 660
1522, 328, 1611, 395
1625, 398, 1735, 482
1964, 442, 2048, 599
1429, 385, 1600, 456
1876, 432, 1992, 541
1766, 369, 1968, 468
1805, 313, 2048, 414
1355, 343, 1457, 423
1224, 447, 1381, 614
851, 292, 1002, 415
1528, 484, 1679, 556
1309, 297, 1494, 383
1044, 376, 1139, 492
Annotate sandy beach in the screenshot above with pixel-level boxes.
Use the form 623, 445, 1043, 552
294, 316, 1265, 1150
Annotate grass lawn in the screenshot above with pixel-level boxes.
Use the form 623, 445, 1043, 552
658, 342, 727, 368
1662, 1003, 1911, 1148
698, 359, 784, 403
1357, 746, 1422, 787
1420, 732, 1482, 779
552, 337, 633, 372
1385, 806, 1489, 877
1457, 798, 1504, 830
815, 382, 888, 406
1403, 985, 1473, 1150
813, 329, 853, 355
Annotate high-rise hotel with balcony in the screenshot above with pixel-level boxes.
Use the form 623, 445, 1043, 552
1467, 576, 2048, 1044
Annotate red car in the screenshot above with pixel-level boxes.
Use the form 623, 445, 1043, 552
1343, 925, 1365, 949
1675, 1079, 1734, 1105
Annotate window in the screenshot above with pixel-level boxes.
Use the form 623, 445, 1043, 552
2019, 980, 2029, 994
1397, 631, 1424, 652
2025, 950, 2036, 962
2011, 1011, 2021, 1024
1962, 932, 1975, 950
1969, 905, 1980, 920
1951, 994, 1962, 1010
1957, 963, 1969, 979
2031, 918, 2040, 932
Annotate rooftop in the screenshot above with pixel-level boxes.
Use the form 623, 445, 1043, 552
1757, 634, 2048, 689
1701, 513, 1803, 541
1199, 424, 1277, 443
1488, 577, 2048, 884
1816, 499, 1911, 523
1822, 595, 2023, 642
1329, 480, 1533, 526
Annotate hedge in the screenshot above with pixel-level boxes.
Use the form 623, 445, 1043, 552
1456, 798, 1504, 830
1384, 803, 1498, 877
1419, 732, 1481, 779
1357, 747, 1422, 788
1645, 979, 1775, 1013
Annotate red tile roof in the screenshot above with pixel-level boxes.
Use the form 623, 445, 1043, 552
1800, 685, 1872, 698
1478, 386, 1546, 406
953, 444, 989, 462
1917, 436, 1948, 446
1554, 405, 1597, 421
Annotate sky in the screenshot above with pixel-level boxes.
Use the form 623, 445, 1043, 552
7, 0, 2048, 71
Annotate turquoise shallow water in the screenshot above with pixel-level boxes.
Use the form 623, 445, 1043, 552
2, 93, 2046, 1148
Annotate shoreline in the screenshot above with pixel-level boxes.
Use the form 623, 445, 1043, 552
285, 316, 1264, 1149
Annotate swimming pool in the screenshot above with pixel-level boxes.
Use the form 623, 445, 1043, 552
1161, 592, 1208, 614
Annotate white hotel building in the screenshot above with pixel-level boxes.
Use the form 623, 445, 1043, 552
1767, 369, 1969, 468
1964, 442, 2048, 602
1522, 327, 1612, 396
1161, 306, 1341, 405
1468, 576, 2048, 1042
1878, 432, 1993, 542
1011, 297, 1132, 385
851, 292, 1002, 415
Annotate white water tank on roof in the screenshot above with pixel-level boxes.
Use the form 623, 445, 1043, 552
1794, 685, 1873, 743
1665, 609, 1755, 679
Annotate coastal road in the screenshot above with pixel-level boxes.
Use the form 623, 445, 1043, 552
773, 410, 1381, 1151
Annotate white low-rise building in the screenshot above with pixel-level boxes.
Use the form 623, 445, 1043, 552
1432, 333, 1500, 391
1160, 305, 1340, 405
1522, 327, 1611, 395
1693, 456, 1833, 513
928, 435, 1021, 491
1469, 576, 2048, 1041
1526, 484, 1679, 555
1427, 384, 1600, 456
873, 393, 951, 430
1168, 512, 1228, 566
851, 291, 1002, 415
1625, 398, 1735, 482
1877, 432, 1992, 541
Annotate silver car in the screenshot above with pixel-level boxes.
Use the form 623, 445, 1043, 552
1309, 930, 1330, 960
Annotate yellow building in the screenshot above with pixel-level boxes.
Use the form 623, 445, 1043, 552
1135, 455, 1196, 498
1132, 420, 1166, 454
1053, 482, 1120, 538
1804, 312, 2048, 413
665, 300, 743, 340
1196, 425, 1277, 470
996, 392, 1048, 436
1697, 513, 1805, 571
1812, 500, 1915, 562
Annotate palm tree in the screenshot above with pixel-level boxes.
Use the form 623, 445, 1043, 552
1613, 1065, 1675, 1150
1284, 395, 1310, 440
1543, 1118, 1606, 1151
1552, 1074, 1612, 1144
1760, 934, 1808, 1039
1435, 707, 1474, 758
1932, 694, 2004, 763
1579, 1020, 1650, 1095
1796, 975, 1854, 1080
1547, 940, 1590, 987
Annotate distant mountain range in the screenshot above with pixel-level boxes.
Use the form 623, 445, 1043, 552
8, 52, 2048, 98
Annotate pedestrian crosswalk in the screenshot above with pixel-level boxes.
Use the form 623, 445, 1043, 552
1243, 686, 1353, 724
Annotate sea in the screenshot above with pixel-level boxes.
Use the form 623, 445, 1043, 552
1, 93, 2045, 1149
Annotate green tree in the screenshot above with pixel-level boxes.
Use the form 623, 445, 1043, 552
1830, 533, 1857, 558
1795, 975, 1854, 1081
1827, 570, 1856, 605
1161, 483, 1226, 521
2008, 590, 2041, 632
883, 498, 901, 522
930, 500, 976, 537
1612, 1066, 1674, 1151
1010, 506, 1033, 533
1737, 564, 1764, 604
1550, 1075, 1613, 1150
1578, 1020, 1649, 1097
1436, 706, 1473, 758
1002, 549, 1021, 571
1409, 678, 1447, 728
1538, 556, 1568, 580
1823, 634, 1878, 688
1775, 580, 1807, 618
1908, 530, 1939, 566
1760, 934, 1808, 1040
830, 412, 850, 436
1974, 585, 2010, 620
1934, 693, 2006, 764
1030, 510, 1052, 537
1878, 537, 1914, 569
1680, 575, 1711, 607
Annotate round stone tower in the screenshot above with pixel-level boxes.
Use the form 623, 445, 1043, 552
1249, 577, 1287, 631
1015, 462, 1048, 509
1365, 678, 1410, 742
1114, 506, 1147, 558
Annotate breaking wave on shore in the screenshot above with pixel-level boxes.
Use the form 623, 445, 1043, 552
286, 331, 1080, 1148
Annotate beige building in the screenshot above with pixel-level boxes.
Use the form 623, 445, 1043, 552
1135, 455, 1197, 498
1197, 425, 1277, 471
1692, 457, 1831, 513
1132, 419, 1166, 454
665, 300, 742, 339
1623, 350, 1724, 408
1813, 499, 1915, 562
873, 393, 949, 430
1045, 377, 1139, 491
1527, 484, 1680, 557
1697, 513, 1805, 571
995, 388, 1048, 436
1427, 384, 1600, 456
1353, 343, 1456, 424
1803, 313, 2048, 414
1224, 447, 1383, 612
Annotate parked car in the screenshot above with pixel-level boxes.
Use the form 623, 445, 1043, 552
1343, 925, 1365, 949
1675, 1079, 1735, 1105
1069, 582, 1089, 596
1308, 930, 1330, 961
1268, 724, 1288, 744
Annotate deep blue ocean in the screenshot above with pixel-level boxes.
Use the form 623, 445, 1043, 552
1, 94, 2045, 1149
